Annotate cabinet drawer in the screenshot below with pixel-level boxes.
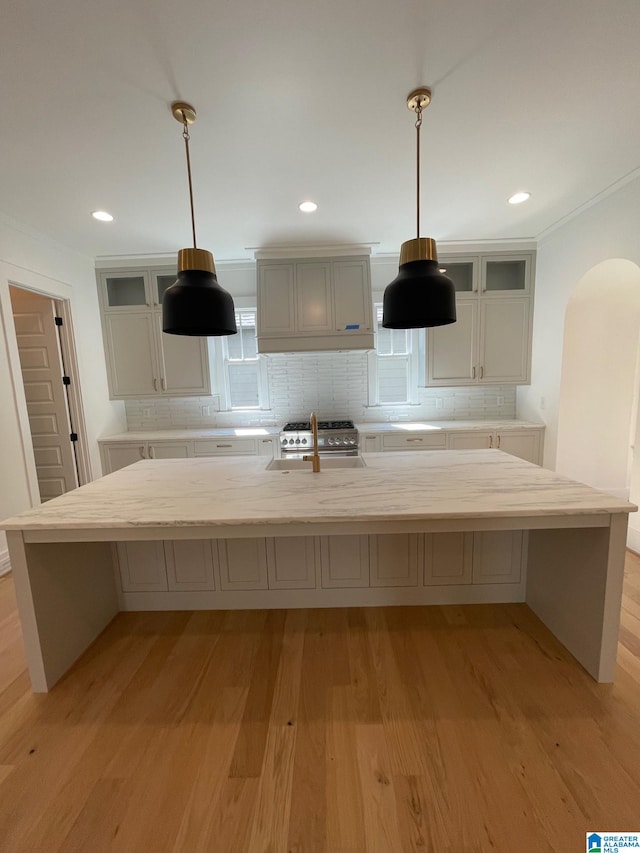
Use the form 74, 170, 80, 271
194, 438, 257, 456
382, 432, 447, 450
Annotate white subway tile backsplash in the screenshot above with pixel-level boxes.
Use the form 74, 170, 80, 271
124, 350, 517, 430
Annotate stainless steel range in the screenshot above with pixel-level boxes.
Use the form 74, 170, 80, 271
279, 419, 359, 458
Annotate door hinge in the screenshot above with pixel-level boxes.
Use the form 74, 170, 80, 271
55, 316, 63, 326
70, 433, 78, 442
62, 375, 71, 385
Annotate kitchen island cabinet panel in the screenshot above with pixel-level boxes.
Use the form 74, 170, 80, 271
266, 537, 317, 589
370, 534, 419, 586
320, 535, 370, 588
472, 531, 524, 584
216, 539, 268, 590
424, 532, 473, 586
117, 541, 168, 592
165, 540, 215, 591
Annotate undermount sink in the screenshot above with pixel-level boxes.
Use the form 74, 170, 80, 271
266, 457, 367, 471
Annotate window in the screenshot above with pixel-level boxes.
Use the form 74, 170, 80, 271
368, 304, 419, 405
218, 310, 269, 410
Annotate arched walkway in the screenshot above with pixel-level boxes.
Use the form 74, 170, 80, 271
556, 258, 640, 500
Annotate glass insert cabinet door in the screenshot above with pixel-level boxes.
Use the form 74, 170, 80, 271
155, 273, 178, 306
438, 258, 478, 296
481, 256, 530, 295
103, 273, 150, 308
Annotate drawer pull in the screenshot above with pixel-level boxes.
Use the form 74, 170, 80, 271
261, 439, 272, 443
407, 438, 423, 443
216, 443, 233, 448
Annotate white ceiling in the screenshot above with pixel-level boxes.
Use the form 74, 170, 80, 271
2, 0, 640, 262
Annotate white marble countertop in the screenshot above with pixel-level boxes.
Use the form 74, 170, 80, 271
99, 427, 281, 442
2, 450, 633, 532
99, 420, 544, 443
356, 420, 545, 433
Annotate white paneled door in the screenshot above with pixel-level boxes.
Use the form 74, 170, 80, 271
10, 287, 79, 501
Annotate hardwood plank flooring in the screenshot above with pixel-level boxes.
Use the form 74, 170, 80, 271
0, 553, 640, 852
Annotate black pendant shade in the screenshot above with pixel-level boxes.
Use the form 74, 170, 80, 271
162, 248, 237, 336
382, 258, 456, 329
162, 269, 237, 336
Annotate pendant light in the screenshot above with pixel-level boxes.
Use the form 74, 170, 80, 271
162, 101, 237, 336
382, 88, 456, 329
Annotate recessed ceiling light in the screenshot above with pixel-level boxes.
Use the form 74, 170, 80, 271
508, 192, 531, 205
299, 201, 318, 213
91, 210, 114, 222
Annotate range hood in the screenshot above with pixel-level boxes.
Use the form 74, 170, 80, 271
256, 254, 375, 354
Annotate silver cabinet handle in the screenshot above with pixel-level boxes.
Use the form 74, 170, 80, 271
407, 437, 423, 443
153, 378, 158, 391
149, 445, 155, 458
216, 443, 233, 448
139, 446, 146, 459
497, 435, 501, 448
489, 435, 493, 448
261, 439, 272, 443
161, 378, 166, 391
479, 366, 484, 379
472, 366, 476, 379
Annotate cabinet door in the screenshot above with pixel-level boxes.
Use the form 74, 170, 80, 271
370, 534, 419, 587
333, 260, 372, 331
320, 535, 369, 588
155, 315, 211, 395
165, 540, 215, 591
361, 434, 382, 453
426, 300, 478, 385
258, 264, 296, 334
100, 271, 151, 310
117, 541, 167, 591
102, 442, 147, 474
296, 263, 333, 332
216, 539, 268, 590
148, 441, 193, 459
496, 430, 541, 464
481, 255, 531, 296
382, 432, 447, 451
424, 533, 472, 585
438, 258, 479, 298
472, 531, 523, 584
447, 431, 493, 451
257, 437, 277, 458
266, 537, 317, 589
479, 298, 530, 383
103, 313, 159, 397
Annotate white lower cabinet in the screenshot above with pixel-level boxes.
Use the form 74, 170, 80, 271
165, 540, 215, 591
102, 442, 147, 474
116, 529, 524, 598
472, 530, 524, 584
360, 433, 382, 453
320, 535, 370, 588
446, 429, 542, 464
117, 541, 168, 591
216, 539, 269, 590
424, 532, 473, 585
370, 534, 419, 586
149, 441, 193, 459
266, 537, 317, 589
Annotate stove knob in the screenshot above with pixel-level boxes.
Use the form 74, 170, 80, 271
301, 438, 307, 444
328, 438, 335, 446
349, 437, 356, 445
281, 438, 287, 445
295, 438, 300, 444
288, 439, 294, 445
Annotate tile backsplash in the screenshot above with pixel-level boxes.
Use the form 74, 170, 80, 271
124, 352, 517, 430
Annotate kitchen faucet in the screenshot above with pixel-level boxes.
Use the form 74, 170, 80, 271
302, 412, 321, 473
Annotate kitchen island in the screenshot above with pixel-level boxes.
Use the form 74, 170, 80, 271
2, 450, 635, 691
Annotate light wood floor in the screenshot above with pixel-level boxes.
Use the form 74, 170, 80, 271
1, 556, 640, 853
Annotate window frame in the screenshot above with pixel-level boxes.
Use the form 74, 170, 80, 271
368, 301, 420, 406
213, 304, 270, 411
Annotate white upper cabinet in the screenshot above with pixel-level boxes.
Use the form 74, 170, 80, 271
257, 256, 374, 352
98, 267, 211, 399
426, 251, 534, 387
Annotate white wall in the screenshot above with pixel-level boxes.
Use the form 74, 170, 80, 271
0, 213, 125, 558
555, 259, 640, 496
518, 175, 640, 471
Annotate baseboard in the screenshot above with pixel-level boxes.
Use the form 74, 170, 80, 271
0, 549, 11, 577
627, 526, 640, 555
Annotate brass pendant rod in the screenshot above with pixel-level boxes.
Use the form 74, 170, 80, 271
182, 114, 197, 249
415, 106, 423, 240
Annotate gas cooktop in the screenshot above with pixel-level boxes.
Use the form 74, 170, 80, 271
283, 420, 355, 431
